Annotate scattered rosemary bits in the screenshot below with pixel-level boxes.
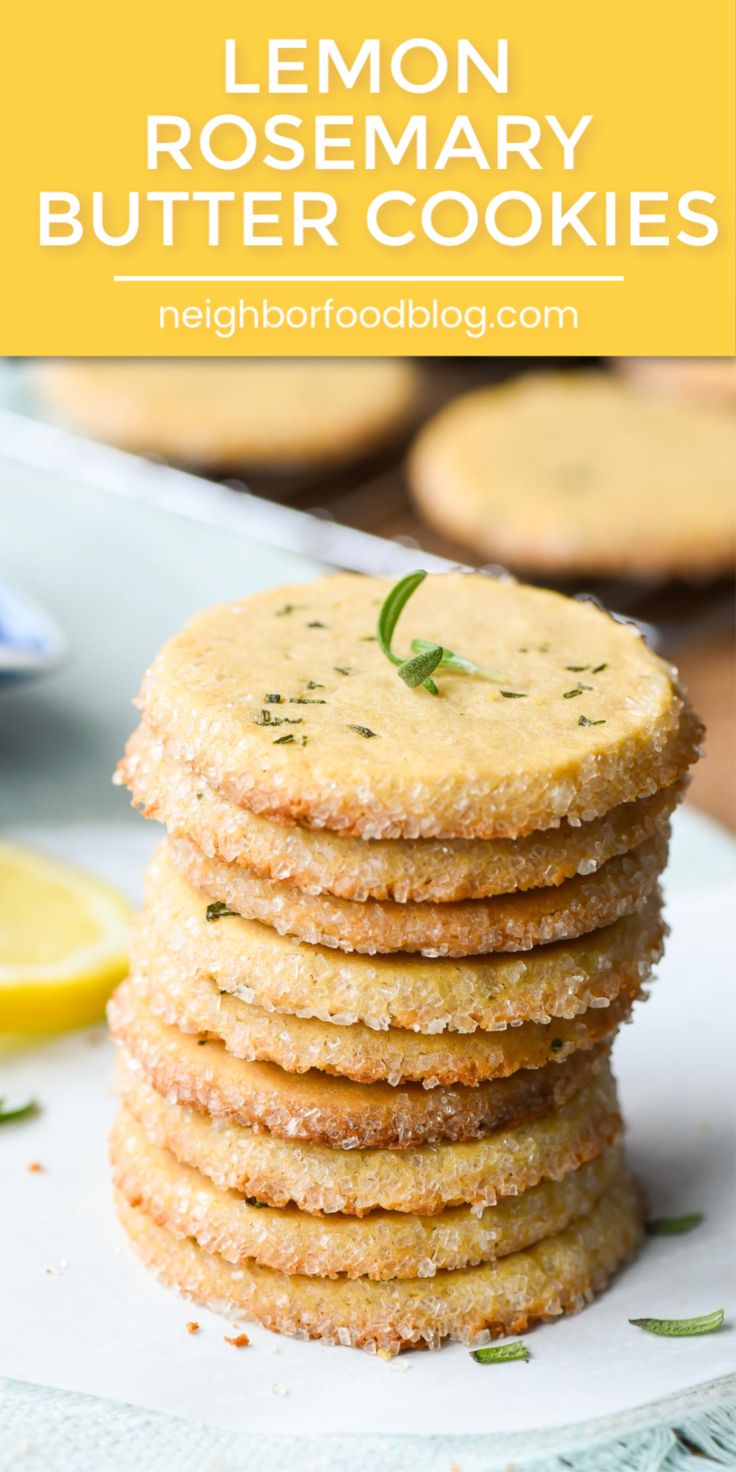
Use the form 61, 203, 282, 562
348, 725, 378, 738
0, 1099, 39, 1125
205, 902, 236, 922
646, 1213, 704, 1236
471, 1341, 530, 1364
579, 716, 606, 727
629, 1310, 724, 1338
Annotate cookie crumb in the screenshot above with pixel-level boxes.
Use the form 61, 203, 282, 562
224, 1332, 250, 1348
186, 1321, 200, 1335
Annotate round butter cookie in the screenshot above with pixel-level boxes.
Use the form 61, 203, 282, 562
131, 960, 639, 1086
409, 374, 736, 577
135, 850, 665, 1033
117, 1054, 622, 1216
31, 358, 420, 471
115, 1169, 643, 1352
168, 830, 667, 956
111, 1110, 622, 1280
136, 572, 700, 839
119, 1059, 621, 1218
120, 723, 683, 902
108, 982, 607, 1149
615, 357, 736, 409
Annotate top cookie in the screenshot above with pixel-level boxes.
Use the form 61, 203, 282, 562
408, 373, 736, 577
135, 572, 699, 839
30, 358, 419, 471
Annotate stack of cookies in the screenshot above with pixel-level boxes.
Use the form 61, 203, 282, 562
109, 572, 701, 1353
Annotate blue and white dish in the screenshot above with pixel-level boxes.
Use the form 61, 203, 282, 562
0, 579, 67, 680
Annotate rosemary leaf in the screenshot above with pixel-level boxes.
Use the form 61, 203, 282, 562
471, 1341, 530, 1364
410, 638, 506, 684
0, 1098, 39, 1125
398, 645, 444, 689
348, 725, 378, 739
646, 1213, 704, 1237
629, 1309, 724, 1337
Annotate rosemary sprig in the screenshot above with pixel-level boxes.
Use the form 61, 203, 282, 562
377, 572, 507, 695
377, 571, 439, 694
629, 1310, 724, 1337
471, 1341, 530, 1364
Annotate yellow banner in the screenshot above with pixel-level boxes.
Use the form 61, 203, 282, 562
1, 0, 733, 354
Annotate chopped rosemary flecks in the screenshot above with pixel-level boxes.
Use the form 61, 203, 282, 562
348, 724, 378, 738
274, 733, 296, 744
334, 666, 355, 676
565, 665, 590, 672
254, 712, 303, 727
550, 1038, 564, 1052
592, 663, 608, 674
563, 688, 584, 699
500, 690, 527, 699
629, 1310, 724, 1337
275, 603, 302, 617
205, 902, 237, 922
289, 697, 326, 705
195, 791, 204, 801
646, 1213, 704, 1236
360, 634, 377, 642
265, 693, 283, 704
306, 681, 325, 690
471, 1341, 530, 1364
579, 715, 606, 727
0, 1098, 39, 1125
307, 620, 327, 628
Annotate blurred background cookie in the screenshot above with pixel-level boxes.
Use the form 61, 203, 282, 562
408, 372, 736, 579
29, 357, 421, 472
614, 356, 736, 407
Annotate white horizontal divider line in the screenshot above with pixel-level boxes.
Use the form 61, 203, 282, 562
114, 274, 625, 284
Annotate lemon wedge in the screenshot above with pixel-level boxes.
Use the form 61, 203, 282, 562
0, 841, 131, 1034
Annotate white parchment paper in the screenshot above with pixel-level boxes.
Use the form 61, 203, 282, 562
1, 812, 734, 1436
